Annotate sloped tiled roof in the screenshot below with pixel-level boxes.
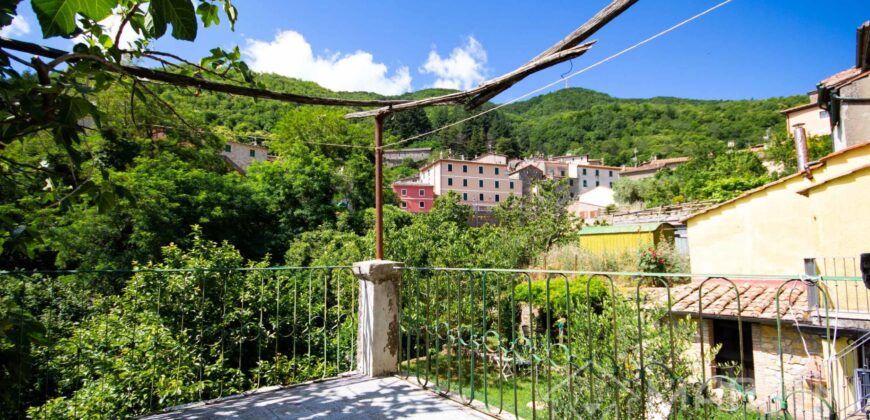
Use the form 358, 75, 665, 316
820, 67, 867, 89
579, 222, 668, 235
621, 157, 690, 174
651, 280, 810, 321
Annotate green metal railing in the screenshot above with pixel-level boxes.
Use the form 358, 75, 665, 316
5, 264, 869, 419
0, 266, 357, 418
397, 268, 863, 419
816, 257, 870, 314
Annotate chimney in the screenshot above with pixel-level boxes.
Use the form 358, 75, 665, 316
793, 124, 812, 179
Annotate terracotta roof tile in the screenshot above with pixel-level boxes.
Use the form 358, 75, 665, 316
621, 157, 690, 174
650, 280, 811, 321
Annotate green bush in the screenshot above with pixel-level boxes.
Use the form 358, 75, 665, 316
513, 275, 611, 317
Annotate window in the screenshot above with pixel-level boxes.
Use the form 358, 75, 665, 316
479, 193, 484, 201
596, 181, 600, 186
583, 180, 588, 187
478, 166, 483, 174
419, 189, 425, 197
494, 168, 500, 175
495, 194, 500, 202
463, 165, 468, 173
463, 179, 468, 187
224, 144, 232, 152
400, 201, 407, 208
401, 189, 407, 196
569, 179, 574, 187
609, 170, 613, 177
610, 182, 613, 187
595, 169, 600, 176
249, 149, 256, 157
582, 168, 587, 175
479, 180, 484, 188
462, 193, 468, 200
448, 163, 453, 172
419, 202, 425, 209
820, 110, 829, 119
448, 178, 453, 186
495, 181, 500, 189
560, 170, 565, 177
509, 181, 514, 189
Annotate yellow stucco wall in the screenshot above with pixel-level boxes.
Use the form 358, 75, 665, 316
786, 105, 832, 137
579, 228, 674, 256
687, 144, 870, 276
579, 231, 655, 255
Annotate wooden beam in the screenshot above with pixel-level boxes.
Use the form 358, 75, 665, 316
344, 41, 595, 119
0, 37, 411, 108
464, 0, 639, 110
531, 0, 639, 62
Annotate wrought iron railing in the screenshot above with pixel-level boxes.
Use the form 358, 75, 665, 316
397, 268, 866, 419
0, 266, 357, 418
816, 257, 870, 314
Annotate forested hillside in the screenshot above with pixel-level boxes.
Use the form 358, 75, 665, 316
159, 74, 804, 165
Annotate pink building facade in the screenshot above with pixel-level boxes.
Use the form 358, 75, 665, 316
418, 155, 522, 213
392, 181, 435, 213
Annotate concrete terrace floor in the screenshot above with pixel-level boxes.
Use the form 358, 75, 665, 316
142, 374, 492, 419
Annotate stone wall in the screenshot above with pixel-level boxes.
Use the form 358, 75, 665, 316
685, 319, 830, 415
751, 324, 825, 415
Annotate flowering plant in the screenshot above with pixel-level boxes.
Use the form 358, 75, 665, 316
638, 247, 670, 273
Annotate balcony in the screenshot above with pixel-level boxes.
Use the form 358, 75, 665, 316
3, 263, 869, 419
143, 374, 488, 419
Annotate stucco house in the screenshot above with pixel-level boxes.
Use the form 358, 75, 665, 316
392, 177, 435, 213
678, 142, 870, 417
567, 186, 615, 222
221, 141, 269, 173
818, 21, 870, 153
413, 154, 522, 213
780, 92, 833, 138
620, 156, 690, 181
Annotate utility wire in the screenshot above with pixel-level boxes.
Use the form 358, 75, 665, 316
382, 0, 734, 149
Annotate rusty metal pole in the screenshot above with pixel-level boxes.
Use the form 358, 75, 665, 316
374, 114, 385, 259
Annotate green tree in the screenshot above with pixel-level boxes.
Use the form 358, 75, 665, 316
0, 0, 246, 256
384, 108, 433, 140
494, 180, 577, 266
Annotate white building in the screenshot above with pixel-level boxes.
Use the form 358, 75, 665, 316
221, 141, 269, 173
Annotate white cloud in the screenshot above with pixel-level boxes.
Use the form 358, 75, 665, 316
243, 30, 412, 95
72, 11, 144, 49
0, 15, 31, 38
420, 36, 488, 90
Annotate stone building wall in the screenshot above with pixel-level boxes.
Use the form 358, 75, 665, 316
751, 324, 825, 415
685, 319, 829, 415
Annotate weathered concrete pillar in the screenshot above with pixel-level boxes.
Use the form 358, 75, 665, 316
352, 260, 402, 377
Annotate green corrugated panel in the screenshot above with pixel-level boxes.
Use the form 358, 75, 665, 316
578, 223, 669, 235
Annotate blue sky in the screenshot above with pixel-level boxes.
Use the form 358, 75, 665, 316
4, 0, 868, 101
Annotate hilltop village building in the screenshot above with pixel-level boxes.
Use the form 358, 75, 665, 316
619, 156, 690, 181
780, 92, 833, 138
415, 153, 522, 213
391, 178, 435, 213
383, 147, 432, 167
391, 151, 630, 213
511, 154, 621, 198
221, 141, 270, 173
